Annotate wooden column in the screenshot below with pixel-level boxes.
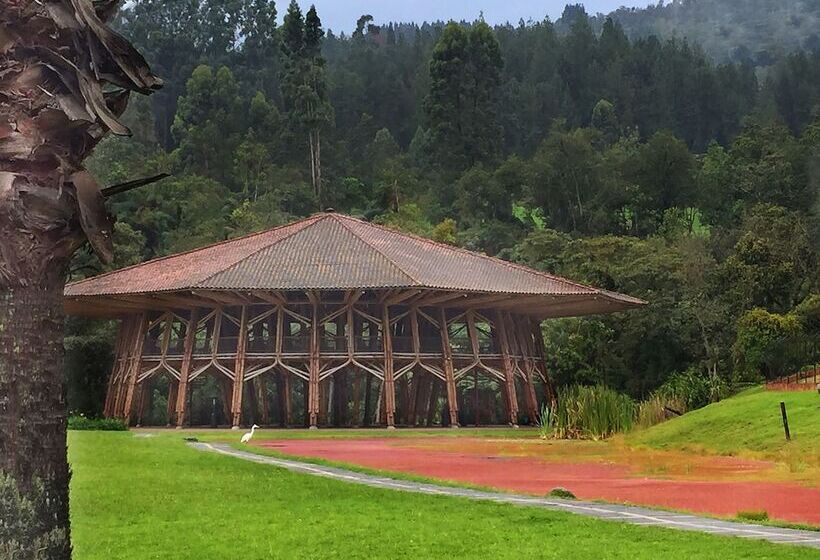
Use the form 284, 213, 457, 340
351, 371, 361, 426
517, 318, 539, 422
531, 318, 557, 407
230, 305, 249, 428
382, 303, 396, 428
308, 293, 320, 428
104, 319, 127, 418
123, 313, 148, 426
175, 308, 199, 427
166, 381, 178, 426
282, 373, 292, 426
496, 310, 519, 426
258, 377, 270, 425
426, 380, 439, 426
439, 308, 459, 427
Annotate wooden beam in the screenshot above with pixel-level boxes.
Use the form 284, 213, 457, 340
175, 308, 199, 428
442, 293, 516, 309
439, 308, 459, 427
122, 313, 148, 426
386, 289, 422, 306
382, 303, 396, 428
496, 310, 519, 426
230, 305, 249, 428
308, 293, 320, 428
104, 319, 128, 418
414, 291, 467, 307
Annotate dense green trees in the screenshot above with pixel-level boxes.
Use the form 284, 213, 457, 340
67, 1, 820, 414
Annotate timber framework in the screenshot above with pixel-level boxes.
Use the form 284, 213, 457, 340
65, 212, 644, 429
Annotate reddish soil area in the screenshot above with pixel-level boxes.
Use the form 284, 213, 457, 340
257, 438, 820, 525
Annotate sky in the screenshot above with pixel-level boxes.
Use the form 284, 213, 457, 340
295, 1, 656, 34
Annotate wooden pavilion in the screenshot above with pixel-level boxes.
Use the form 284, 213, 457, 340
65, 212, 645, 429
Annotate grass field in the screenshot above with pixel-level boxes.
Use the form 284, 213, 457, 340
68, 431, 819, 559
628, 389, 819, 476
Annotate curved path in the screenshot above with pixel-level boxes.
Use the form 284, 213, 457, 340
191, 442, 820, 549
261, 437, 819, 524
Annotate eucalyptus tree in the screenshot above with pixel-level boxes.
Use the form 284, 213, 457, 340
0, 1, 159, 556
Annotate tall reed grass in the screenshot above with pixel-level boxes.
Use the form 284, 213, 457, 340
549, 385, 636, 440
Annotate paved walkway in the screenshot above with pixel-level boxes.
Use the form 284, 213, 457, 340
192, 442, 820, 549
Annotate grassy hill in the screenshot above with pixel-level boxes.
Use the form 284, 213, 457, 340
628, 388, 819, 460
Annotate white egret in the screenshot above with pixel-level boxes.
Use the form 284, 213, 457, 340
240, 424, 260, 444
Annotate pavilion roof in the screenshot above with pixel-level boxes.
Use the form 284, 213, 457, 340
64, 212, 645, 317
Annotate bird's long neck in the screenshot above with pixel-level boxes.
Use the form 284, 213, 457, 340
250, 426, 256, 434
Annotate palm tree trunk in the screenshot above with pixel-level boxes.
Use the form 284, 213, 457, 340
1, 2, 160, 556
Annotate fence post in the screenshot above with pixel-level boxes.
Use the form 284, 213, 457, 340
780, 401, 791, 441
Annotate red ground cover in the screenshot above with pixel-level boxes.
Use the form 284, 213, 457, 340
257, 438, 820, 525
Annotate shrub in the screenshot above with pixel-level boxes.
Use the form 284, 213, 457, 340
733, 308, 803, 380
655, 368, 726, 411
636, 394, 687, 429
552, 385, 635, 440
736, 510, 769, 522
68, 416, 128, 431
547, 487, 576, 499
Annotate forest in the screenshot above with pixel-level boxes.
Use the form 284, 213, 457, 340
66, 0, 820, 415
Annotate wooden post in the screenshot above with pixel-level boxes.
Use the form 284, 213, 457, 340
531, 318, 557, 407
282, 373, 292, 426
230, 305, 249, 429
426, 380, 439, 426
382, 303, 396, 428
123, 313, 148, 426
439, 308, 459, 427
363, 369, 373, 427
496, 310, 519, 426
258, 376, 270, 425
166, 380, 178, 426
780, 401, 791, 441
175, 308, 199, 427
308, 293, 320, 428
351, 370, 361, 426
518, 319, 539, 423
104, 319, 127, 418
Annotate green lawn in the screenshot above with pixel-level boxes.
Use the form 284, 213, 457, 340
628, 388, 820, 457
69, 432, 817, 559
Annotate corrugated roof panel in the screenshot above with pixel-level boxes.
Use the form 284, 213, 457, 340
65, 215, 320, 296
198, 217, 416, 289
336, 215, 596, 295
64, 213, 644, 309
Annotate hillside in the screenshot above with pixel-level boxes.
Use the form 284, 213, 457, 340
629, 388, 819, 459
600, 0, 820, 66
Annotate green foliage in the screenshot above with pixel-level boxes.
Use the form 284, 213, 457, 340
551, 385, 635, 440
69, 6, 820, 414
425, 20, 503, 175
733, 309, 803, 380
67, 416, 128, 431
655, 369, 728, 411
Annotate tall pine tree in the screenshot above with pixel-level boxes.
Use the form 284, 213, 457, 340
280, 2, 332, 205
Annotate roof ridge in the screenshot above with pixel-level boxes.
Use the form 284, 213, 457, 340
330, 214, 422, 286
191, 214, 333, 289
66, 214, 323, 290
334, 214, 599, 295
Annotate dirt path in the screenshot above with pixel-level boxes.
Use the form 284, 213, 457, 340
257, 438, 820, 525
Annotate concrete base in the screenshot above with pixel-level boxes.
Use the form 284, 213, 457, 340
386, 425, 396, 431
231, 426, 239, 430
309, 425, 318, 430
